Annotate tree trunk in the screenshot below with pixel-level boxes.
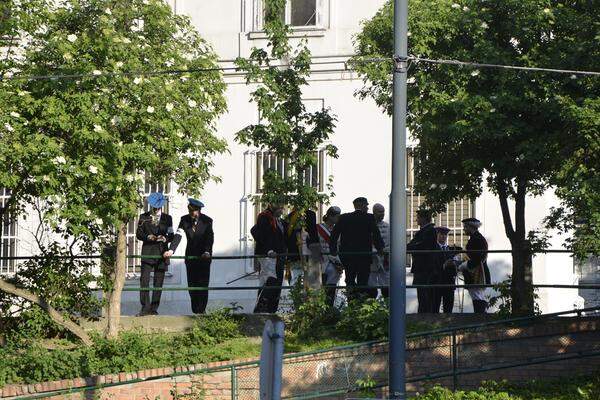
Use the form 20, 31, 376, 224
511, 181, 534, 315
0, 278, 93, 345
104, 222, 127, 339
498, 182, 534, 316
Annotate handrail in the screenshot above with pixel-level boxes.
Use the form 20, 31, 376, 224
8, 306, 600, 399
0, 248, 578, 261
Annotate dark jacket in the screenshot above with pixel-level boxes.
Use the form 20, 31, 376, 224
252, 209, 287, 256
407, 223, 437, 275
436, 244, 463, 283
329, 210, 384, 263
464, 230, 491, 284
136, 212, 174, 265
285, 209, 318, 262
170, 214, 214, 259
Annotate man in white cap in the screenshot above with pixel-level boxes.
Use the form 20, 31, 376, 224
458, 218, 490, 313
135, 192, 173, 316
164, 198, 214, 314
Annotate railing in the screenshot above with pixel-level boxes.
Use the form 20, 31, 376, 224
11, 305, 600, 399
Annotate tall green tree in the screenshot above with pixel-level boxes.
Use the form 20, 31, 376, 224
0, 0, 227, 338
234, 0, 338, 213
353, 0, 599, 314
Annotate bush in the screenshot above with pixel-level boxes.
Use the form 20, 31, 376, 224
336, 297, 389, 341
0, 242, 101, 345
0, 309, 250, 387
413, 375, 600, 400
287, 279, 340, 340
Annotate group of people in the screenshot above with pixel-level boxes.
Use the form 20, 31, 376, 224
253, 198, 490, 314
134, 191, 490, 316
408, 209, 490, 314
135, 192, 214, 316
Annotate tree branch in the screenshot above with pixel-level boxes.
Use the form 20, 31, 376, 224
0, 278, 93, 346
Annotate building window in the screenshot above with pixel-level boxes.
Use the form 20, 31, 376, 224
254, 0, 327, 30
125, 174, 171, 276
0, 188, 18, 275
406, 150, 475, 248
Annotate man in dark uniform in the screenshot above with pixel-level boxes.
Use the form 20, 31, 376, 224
135, 192, 173, 316
330, 197, 384, 300
407, 209, 437, 313
252, 204, 287, 313
163, 198, 214, 314
458, 218, 491, 313
431, 226, 462, 313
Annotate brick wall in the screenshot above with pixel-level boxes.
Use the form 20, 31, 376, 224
2, 317, 600, 399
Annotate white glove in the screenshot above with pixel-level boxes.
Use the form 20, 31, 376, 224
267, 250, 277, 258
458, 261, 468, 272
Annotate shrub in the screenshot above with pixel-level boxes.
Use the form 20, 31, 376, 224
0, 309, 249, 387
0, 242, 101, 345
336, 297, 389, 341
287, 279, 340, 340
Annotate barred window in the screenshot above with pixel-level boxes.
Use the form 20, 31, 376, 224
406, 150, 475, 248
255, 150, 325, 193
0, 188, 17, 275
125, 174, 171, 276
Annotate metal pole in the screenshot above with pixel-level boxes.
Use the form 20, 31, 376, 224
389, 0, 408, 397
451, 331, 458, 391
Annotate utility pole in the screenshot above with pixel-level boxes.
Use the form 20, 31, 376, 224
389, 0, 408, 398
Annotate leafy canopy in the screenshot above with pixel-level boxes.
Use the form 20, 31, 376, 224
353, 0, 599, 253
0, 0, 227, 237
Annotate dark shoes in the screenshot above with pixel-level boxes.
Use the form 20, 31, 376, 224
136, 309, 159, 317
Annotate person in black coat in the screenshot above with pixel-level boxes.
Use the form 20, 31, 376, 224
252, 204, 287, 313
330, 197, 384, 300
458, 218, 491, 313
431, 226, 462, 313
407, 209, 437, 313
135, 192, 174, 316
164, 198, 214, 314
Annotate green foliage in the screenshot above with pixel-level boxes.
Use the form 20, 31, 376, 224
0, 310, 252, 387
414, 375, 600, 400
355, 376, 378, 398
0, 0, 227, 236
337, 297, 389, 341
234, 0, 337, 212
287, 279, 340, 340
353, 0, 600, 312
488, 277, 541, 318
546, 98, 600, 259
0, 242, 101, 344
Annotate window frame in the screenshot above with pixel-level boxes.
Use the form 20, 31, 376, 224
0, 188, 18, 275
251, 0, 329, 34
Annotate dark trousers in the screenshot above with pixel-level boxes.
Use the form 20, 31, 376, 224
186, 260, 211, 314
342, 257, 374, 300
140, 262, 166, 313
473, 299, 487, 314
413, 272, 434, 313
432, 274, 456, 313
322, 274, 337, 307
254, 258, 284, 313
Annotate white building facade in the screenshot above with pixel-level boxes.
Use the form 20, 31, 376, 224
1, 0, 583, 314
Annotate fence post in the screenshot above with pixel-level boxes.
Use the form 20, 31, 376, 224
231, 365, 237, 400
451, 331, 458, 391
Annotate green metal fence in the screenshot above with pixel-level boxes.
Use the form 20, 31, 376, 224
13, 305, 600, 400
